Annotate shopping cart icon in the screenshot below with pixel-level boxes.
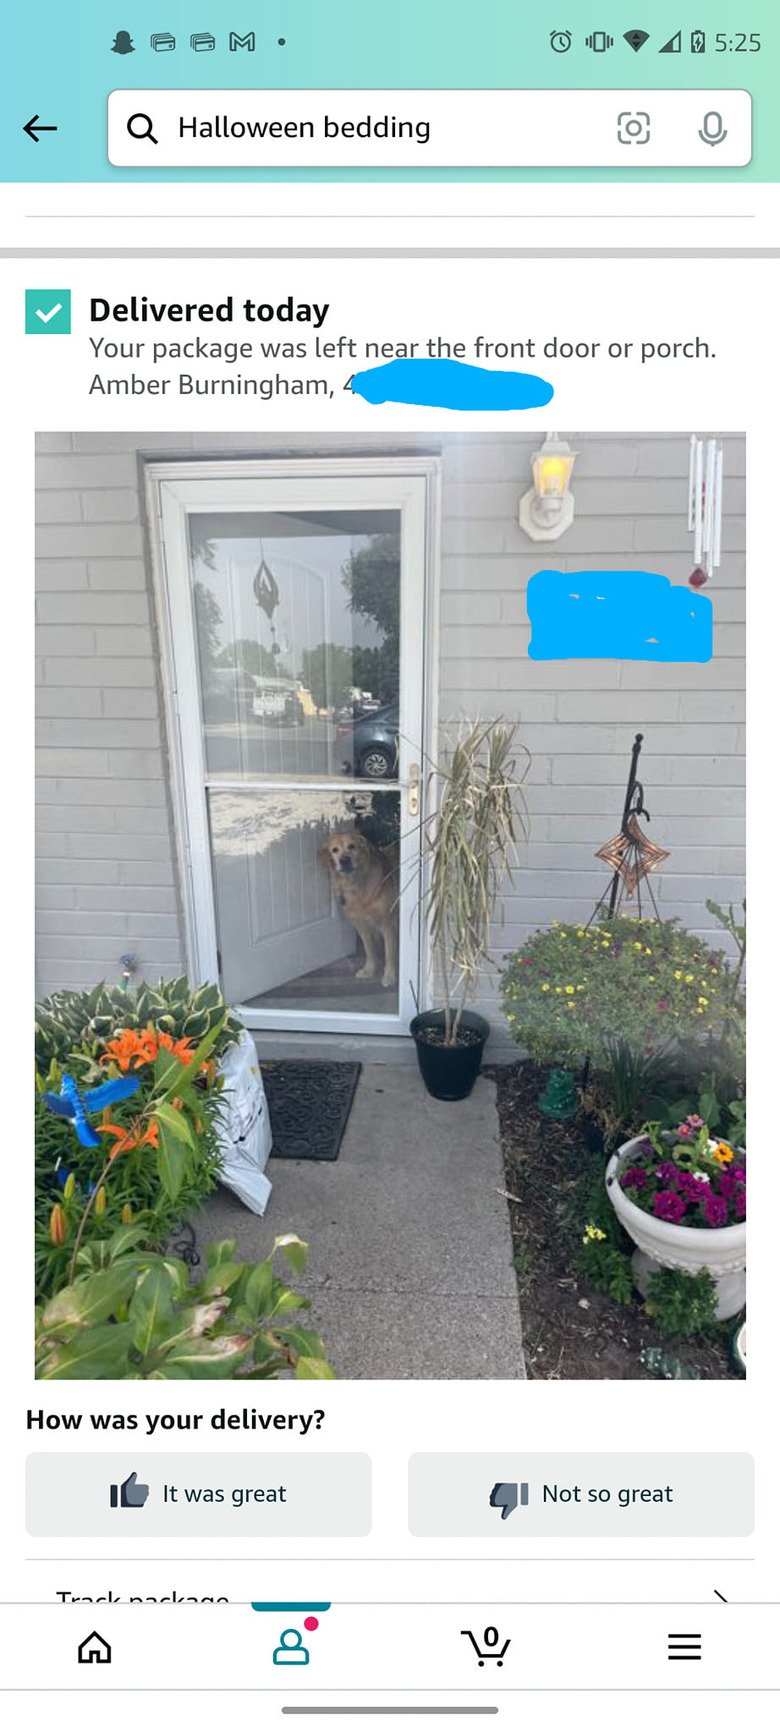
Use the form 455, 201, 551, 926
461, 1626, 511, 1666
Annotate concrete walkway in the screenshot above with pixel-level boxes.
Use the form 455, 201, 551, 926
196, 1064, 525, 1380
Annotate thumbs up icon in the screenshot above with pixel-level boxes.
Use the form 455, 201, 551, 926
110, 1471, 150, 1509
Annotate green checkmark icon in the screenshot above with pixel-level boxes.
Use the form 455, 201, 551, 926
25, 289, 71, 334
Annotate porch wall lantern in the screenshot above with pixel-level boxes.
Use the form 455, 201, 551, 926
519, 433, 578, 542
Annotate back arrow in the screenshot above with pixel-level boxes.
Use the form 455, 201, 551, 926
24, 115, 58, 143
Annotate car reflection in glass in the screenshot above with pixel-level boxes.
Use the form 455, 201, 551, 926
335, 703, 399, 779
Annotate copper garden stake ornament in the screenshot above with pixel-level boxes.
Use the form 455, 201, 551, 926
589, 732, 670, 924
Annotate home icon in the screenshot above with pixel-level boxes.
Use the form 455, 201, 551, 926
78, 1631, 112, 1665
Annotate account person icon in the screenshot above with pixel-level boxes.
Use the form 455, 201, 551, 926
273, 1629, 310, 1666
111, 31, 135, 54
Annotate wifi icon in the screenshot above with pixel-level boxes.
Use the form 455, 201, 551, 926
623, 29, 650, 51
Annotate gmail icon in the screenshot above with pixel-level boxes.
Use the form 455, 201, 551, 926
229, 31, 255, 50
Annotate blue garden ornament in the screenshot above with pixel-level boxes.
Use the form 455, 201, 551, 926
43, 1072, 141, 1149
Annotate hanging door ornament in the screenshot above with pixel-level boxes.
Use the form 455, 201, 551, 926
253, 552, 282, 656
589, 732, 670, 924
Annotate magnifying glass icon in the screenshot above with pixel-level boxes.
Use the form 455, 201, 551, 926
127, 112, 158, 144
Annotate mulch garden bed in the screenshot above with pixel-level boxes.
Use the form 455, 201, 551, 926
489, 1061, 737, 1381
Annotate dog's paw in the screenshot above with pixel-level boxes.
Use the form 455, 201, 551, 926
381, 972, 397, 990
355, 964, 375, 980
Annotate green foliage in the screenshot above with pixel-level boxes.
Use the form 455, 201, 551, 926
644, 1267, 718, 1339
35, 1015, 228, 1303
501, 916, 737, 1068
422, 719, 529, 1043
35, 977, 243, 1075
299, 642, 355, 714
35, 1231, 336, 1381
579, 1236, 634, 1306
597, 1035, 672, 1126
705, 896, 746, 996
341, 531, 401, 705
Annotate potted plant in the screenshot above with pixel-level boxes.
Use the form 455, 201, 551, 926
411, 718, 528, 1100
605, 1114, 746, 1320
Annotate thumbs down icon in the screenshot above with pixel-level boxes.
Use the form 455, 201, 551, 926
489, 1481, 528, 1520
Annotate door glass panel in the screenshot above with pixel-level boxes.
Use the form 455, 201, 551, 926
209, 787, 401, 1015
189, 510, 401, 783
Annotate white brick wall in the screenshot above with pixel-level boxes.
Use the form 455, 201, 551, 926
36, 432, 745, 1040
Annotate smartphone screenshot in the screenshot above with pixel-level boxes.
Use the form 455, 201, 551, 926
2, 1, 774, 1720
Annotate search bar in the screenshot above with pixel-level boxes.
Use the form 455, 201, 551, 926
108, 89, 752, 169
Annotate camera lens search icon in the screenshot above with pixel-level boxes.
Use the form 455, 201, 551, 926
127, 113, 158, 144
617, 111, 651, 146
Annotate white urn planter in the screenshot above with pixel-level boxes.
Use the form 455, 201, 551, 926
606, 1135, 746, 1322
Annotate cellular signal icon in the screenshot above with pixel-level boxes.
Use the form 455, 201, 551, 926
691, 30, 706, 53
585, 32, 614, 52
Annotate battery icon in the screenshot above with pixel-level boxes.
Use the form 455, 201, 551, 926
691, 31, 706, 53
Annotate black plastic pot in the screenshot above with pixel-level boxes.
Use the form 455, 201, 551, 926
410, 1009, 490, 1101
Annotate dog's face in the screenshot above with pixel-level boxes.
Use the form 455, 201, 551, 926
319, 831, 371, 879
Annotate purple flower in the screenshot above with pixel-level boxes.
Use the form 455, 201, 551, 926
637, 1136, 654, 1156
686, 1114, 704, 1129
678, 1173, 711, 1203
656, 1160, 682, 1187
735, 1189, 746, 1221
621, 1166, 648, 1191
704, 1194, 729, 1228
676, 1122, 692, 1139
653, 1190, 688, 1224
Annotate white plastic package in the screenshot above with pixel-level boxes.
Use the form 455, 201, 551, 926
215, 1027, 273, 1215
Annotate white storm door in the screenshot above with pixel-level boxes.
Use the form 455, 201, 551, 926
152, 460, 434, 1036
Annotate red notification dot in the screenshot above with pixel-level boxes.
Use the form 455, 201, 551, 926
304, 1617, 319, 1631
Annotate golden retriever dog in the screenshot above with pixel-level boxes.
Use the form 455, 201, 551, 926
318, 830, 398, 990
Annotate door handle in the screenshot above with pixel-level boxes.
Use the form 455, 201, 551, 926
407, 762, 420, 818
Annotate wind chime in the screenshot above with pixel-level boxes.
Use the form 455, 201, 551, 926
588, 733, 670, 925
687, 434, 723, 589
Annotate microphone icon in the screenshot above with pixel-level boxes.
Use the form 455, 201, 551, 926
698, 110, 727, 147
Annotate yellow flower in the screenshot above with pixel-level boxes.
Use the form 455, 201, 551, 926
685, 973, 694, 984
565, 985, 575, 995
49, 1204, 67, 1247
540, 982, 550, 992
602, 940, 609, 948
576, 930, 585, 939
698, 996, 708, 1007
555, 986, 562, 994
645, 947, 652, 955
713, 1141, 735, 1166
633, 941, 643, 950
582, 1223, 607, 1244
648, 975, 656, 983
674, 970, 682, 980
576, 984, 585, 991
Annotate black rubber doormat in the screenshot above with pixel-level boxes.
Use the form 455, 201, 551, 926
262, 1060, 362, 1162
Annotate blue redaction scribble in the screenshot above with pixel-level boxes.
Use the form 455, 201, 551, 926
349, 357, 554, 411
527, 569, 712, 661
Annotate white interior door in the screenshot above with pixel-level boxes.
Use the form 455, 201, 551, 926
152, 461, 434, 1036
